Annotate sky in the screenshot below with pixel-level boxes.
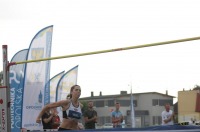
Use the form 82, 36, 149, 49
1, 0, 200, 102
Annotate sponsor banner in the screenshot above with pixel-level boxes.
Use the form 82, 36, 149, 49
10, 49, 28, 132
22, 26, 53, 130
55, 65, 78, 122
1, 108, 6, 131
50, 71, 65, 103
56, 65, 78, 102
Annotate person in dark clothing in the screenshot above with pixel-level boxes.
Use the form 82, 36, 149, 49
84, 101, 98, 129
41, 109, 53, 129
51, 108, 60, 129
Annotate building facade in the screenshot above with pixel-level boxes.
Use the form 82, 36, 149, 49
178, 89, 200, 123
80, 91, 174, 127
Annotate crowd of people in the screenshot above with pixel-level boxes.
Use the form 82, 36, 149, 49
36, 84, 175, 131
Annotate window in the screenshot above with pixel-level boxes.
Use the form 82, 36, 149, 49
107, 100, 115, 106
152, 99, 173, 106
153, 116, 161, 125
117, 100, 129, 106
133, 100, 137, 107
105, 116, 111, 123
152, 99, 159, 106
99, 116, 104, 125
95, 100, 104, 107
159, 99, 173, 106
116, 100, 137, 107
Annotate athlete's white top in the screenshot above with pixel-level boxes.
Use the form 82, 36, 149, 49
64, 101, 82, 120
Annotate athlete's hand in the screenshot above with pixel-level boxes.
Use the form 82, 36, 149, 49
36, 117, 41, 123
77, 123, 84, 130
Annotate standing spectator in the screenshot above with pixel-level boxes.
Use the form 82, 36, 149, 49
112, 102, 124, 128
41, 109, 53, 130
161, 103, 174, 125
51, 108, 60, 129
83, 101, 98, 129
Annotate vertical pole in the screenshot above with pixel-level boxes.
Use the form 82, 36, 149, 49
7, 64, 11, 131
0, 45, 10, 132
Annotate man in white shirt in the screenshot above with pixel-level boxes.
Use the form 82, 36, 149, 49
161, 103, 174, 125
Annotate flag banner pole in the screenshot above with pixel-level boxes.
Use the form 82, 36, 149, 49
14, 36, 200, 65
130, 87, 136, 128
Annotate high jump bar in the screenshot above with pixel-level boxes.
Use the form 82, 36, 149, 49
13, 36, 200, 65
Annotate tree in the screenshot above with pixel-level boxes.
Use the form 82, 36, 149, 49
193, 85, 200, 91
80, 101, 88, 113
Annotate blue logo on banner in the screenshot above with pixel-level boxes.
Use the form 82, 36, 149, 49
38, 90, 43, 103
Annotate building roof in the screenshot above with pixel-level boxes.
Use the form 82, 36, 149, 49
80, 91, 175, 100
